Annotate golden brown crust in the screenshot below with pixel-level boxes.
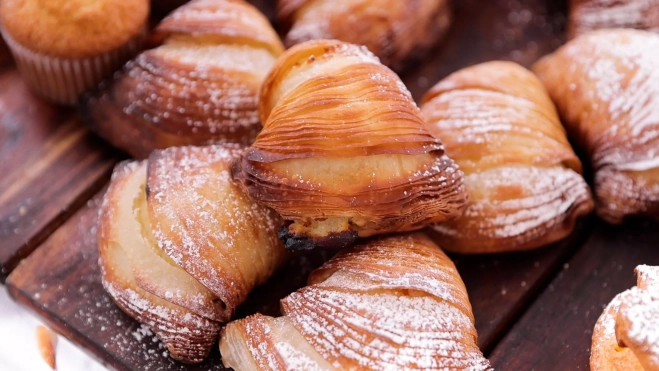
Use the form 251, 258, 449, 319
220, 233, 492, 371
591, 265, 659, 371
421, 61, 593, 253
534, 29, 659, 224
98, 161, 221, 363
277, 0, 452, 70
234, 40, 468, 249
83, 0, 284, 158
568, 0, 659, 40
0, 0, 149, 58
147, 145, 288, 319
36, 325, 57, 370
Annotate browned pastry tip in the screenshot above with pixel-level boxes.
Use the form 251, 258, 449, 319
421, 61, 593, 254
277, 0, 452, 70
36, 325, 57, 370
82, 0, 284, 158
233, 39, 468, 250
591, 265, 659, 371
533, 29, 659, 224
98, 161, 221, 363
146, 144, 288, 316
220, 232, 492, 371
567, 0, 659, 40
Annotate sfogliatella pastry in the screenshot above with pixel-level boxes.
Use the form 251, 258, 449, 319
98, 144, 287, 363
591, 265, 659, 371
220, 233, 493, 371
277, 0, 452, 70
232, 40, 469, 250
568, 0, 659, 39
421, 61, 594, 254
83, 0, 285, 158
534, 29, 659, 224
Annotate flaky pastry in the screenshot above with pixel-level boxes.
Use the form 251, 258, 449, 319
220, 233, 492, 371
591, 265, 659, 371
232, 39, 468, 250
534, 29, 659, 224
83, 0, 284, 158
98, 144, 286, 363
568, 0, 659, 39
277, 0, 451, 70
421, 61, 594, 254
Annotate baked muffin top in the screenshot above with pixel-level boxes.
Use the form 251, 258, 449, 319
0, 0, 149, 59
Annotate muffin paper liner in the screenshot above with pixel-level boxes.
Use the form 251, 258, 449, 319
0, 26, 146, 105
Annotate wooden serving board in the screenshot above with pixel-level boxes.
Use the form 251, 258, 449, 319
3, 0, 657, 370
0, 66, 121, 282
489, 219, 659, 370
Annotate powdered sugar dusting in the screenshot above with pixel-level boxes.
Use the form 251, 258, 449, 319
221, 234, 491, 370
550, 30, 659, 170
148, 144, 285, 314
569, 0, 659, 37
434, 166, 592, 243
592, 265, 659, 369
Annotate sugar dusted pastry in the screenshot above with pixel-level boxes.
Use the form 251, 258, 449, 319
232, 40, 468, 250
278, 0, 452, 69
147, 145, 287, 316
591, 265, 659, 371
568, 0, 659, 39
98, 144, 287, 363
83, 0, 284, 158
98, 161, 221, 363
220, 233, 493, 371
420, 61, 593, 254
534, 29, 659, 224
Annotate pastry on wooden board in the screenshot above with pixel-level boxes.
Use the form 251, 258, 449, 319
568, 0, 659, 39
0, 0, 148, 105
591, 265, 659, 371
232, 39, 469, 251
82, 0, 284, 159
421, 61, 594, 254
534, 29, 659, 224
98, 144, 287, 363
220, 232, 493, 371
277, 0, 451, 70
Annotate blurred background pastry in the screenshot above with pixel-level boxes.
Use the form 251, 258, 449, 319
277, 0, 452, 70
82, 0, 284, 158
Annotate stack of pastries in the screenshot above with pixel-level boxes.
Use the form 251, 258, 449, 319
86, 0, 659, 369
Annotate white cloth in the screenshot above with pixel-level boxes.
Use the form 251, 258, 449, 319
0, 286, 106, 371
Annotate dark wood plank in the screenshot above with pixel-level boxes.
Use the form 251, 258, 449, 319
6, 186, 592, 370
489, 219, 659, 370
6, 191, 333, 371
402, 0, 568, 101
450, 218, 594, 352
0, 68, 121, 281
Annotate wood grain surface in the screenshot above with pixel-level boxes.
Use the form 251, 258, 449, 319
489, 219, 659, 370
6, 186, 591, 370
7, 0, 648, 370
0, 68, 121, 281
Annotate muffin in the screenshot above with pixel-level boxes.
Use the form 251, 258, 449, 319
0, 0, 149, 105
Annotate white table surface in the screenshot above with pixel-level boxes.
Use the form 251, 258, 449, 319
0, 286, 106, 371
